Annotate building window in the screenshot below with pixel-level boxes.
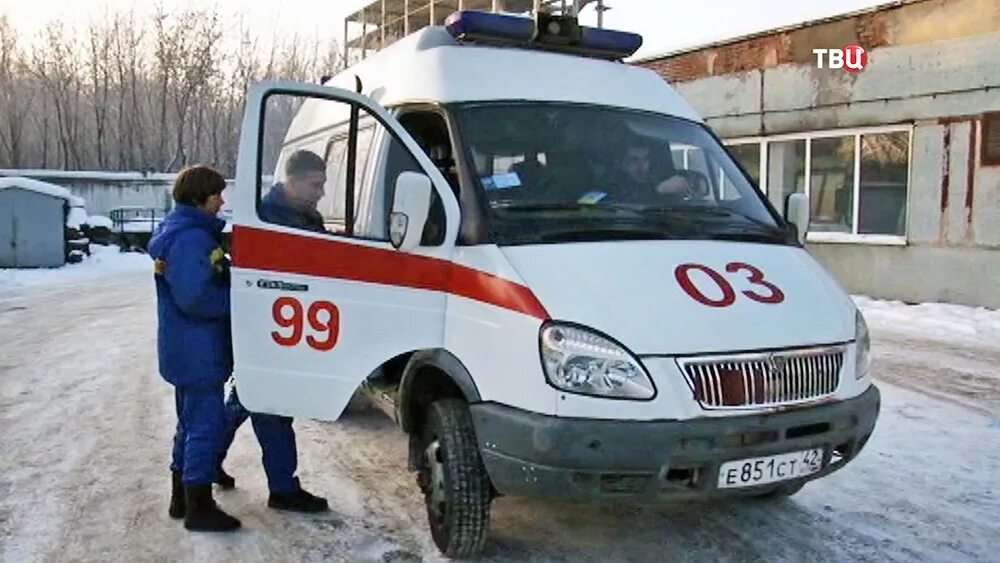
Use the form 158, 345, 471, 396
809, 135, 855, 233
766, 139, 806, 209
727, 143, 762, 187
859, 131, 908, 235
983, 112, 1000, 167
726, 126, 911, 243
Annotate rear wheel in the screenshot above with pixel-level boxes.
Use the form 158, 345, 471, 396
417, 399, 492, 558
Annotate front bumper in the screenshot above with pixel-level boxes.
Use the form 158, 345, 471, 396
469, 385, 880, 500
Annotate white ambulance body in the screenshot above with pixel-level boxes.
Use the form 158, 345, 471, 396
229, 10, 879, 558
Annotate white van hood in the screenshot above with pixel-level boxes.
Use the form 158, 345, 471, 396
501, 241, 855, 355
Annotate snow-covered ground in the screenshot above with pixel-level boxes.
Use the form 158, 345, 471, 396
0, 245, 150, 293
0, 257, 998, 562
855, 295, 1000, 350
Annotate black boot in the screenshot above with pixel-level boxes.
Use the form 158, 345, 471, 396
268, 486, 329, 513
169, 471, 185, 519
214, 467, 236, 489
183, 484, 242, 532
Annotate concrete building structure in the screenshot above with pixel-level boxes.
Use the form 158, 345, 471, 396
637, 0, 1000, 308
0, 170, 174, 217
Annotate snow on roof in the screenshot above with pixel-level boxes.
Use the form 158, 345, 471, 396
0, 177, 73, 201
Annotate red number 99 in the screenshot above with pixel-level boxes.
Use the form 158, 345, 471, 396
271, 297, 340, 350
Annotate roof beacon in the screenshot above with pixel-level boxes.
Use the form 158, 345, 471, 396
443, 10, 642, 61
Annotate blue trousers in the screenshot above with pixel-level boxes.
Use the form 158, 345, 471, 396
170, 382, 225, 485
218, 386, 299, 493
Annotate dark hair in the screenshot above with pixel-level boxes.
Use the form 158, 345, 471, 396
172, 165, 226, 206
285, 150, 326, 178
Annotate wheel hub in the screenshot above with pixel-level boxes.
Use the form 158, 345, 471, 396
424, 439, 447, 519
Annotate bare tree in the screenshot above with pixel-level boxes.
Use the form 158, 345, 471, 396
2, 5, 344, 174
32, 22, 86, 168
0, 15, 31, 167
86, 16, 114, 169
109, 11, 148, 170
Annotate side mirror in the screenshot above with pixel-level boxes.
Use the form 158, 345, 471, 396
785, 192, 810, 245
389, 172, 433, 251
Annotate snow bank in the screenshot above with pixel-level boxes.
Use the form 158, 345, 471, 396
0, 245, 150, 292
854, 295, 1000, 348
87, 215, 113, 229
66, 207, 88, 229
0, 177, 73, 200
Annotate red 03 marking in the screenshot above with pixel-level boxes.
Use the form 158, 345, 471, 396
675, 263, 785, 307
271, 297, 340, 351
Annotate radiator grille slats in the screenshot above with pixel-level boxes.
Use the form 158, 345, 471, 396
679, 348, 844, 409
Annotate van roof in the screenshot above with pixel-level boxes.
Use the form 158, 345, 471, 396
323, 26, 702, 122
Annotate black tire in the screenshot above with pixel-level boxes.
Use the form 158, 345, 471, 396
417, 398, 492, 558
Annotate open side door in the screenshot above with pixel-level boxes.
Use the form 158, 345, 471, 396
230, 81, 461, 421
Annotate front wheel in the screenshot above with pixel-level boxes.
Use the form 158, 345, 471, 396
417, 399, 492, 558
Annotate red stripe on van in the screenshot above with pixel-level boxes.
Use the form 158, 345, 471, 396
232, 226, 550, 320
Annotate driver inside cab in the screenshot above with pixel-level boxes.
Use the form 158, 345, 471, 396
615, 141, 696, 201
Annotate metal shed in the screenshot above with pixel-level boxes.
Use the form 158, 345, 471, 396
0, 177, 72, 268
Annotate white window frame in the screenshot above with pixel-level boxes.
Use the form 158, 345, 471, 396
726, 124, 913, 245
724, 136, 768, 194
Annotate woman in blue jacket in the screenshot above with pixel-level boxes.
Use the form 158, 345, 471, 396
149, 165, 240, 532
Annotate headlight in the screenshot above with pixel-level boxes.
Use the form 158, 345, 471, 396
539, 323, 655, 400
855, 310, 871, 379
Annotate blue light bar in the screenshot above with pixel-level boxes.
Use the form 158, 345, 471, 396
580, 27, 643, 58
443, 10, 643, 60
445, 10, 534, 43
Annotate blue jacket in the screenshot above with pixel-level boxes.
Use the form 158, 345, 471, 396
149, 204, 232, 388
262, 184, 326, 232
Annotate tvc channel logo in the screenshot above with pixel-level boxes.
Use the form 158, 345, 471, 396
812, 44, 867, 72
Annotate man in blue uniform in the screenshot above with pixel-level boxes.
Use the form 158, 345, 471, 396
216, 150, 329, 513
150, 165, 241, 532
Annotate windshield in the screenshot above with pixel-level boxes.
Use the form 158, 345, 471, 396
451, 103, 791, 246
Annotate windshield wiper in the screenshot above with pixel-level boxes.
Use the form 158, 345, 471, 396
492, 202, 637, 213
641, 206, 795, 243
533, 226, 677, 243
642, 205, 777, 228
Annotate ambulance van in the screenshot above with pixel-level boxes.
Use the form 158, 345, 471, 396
229, 10, 880, 558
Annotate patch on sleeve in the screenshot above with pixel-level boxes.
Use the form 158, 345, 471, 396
153, 259, 166, 276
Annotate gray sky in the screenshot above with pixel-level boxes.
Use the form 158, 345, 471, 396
1, 0, 890, 59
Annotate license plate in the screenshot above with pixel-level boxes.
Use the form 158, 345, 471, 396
717, 448, 823, 489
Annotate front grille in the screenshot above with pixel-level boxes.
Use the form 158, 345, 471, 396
677, 346, 845, 409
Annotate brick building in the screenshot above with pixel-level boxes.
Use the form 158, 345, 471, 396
636, 0, 1000, 308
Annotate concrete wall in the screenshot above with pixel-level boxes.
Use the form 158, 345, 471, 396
43, 180, 172, 217
670, 31, 1000, 139
808, 245, 1000, 308
0, 171, 175, 217
64, 182, 172, 217
638, 0, 1000, 308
